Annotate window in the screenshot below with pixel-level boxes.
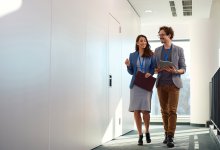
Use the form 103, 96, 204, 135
150, 40, 191, 117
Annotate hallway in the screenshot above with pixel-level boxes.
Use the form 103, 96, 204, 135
1, 0, 220, 149
94, 125, 219, 150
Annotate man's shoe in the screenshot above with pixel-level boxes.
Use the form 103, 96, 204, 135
163, 132, 167, 144
167, 135, 174, 148
146, 132, 151, 143
138, 134, 143, 146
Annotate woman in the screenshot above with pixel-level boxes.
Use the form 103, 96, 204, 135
125, 34, 155, 145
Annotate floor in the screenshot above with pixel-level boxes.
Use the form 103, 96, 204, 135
94, 125, 220, 150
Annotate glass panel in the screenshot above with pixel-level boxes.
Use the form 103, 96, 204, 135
150, 40, 191, 116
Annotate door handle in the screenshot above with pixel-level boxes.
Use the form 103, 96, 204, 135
109, 75, 112, 87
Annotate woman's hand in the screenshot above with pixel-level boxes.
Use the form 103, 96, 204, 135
125, 58, 130, 67
145, 73, 151, 78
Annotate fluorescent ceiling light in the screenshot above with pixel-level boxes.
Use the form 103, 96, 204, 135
0, 0, 22, 17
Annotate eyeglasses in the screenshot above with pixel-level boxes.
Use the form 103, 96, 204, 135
157, 34, 167, 37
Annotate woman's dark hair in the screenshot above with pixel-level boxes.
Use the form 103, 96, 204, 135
135, 34, 153, 57
159, 26, 174, 39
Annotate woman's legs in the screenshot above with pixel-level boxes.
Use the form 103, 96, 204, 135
134, 110, 142, 135
142, 111, 151, 143
134, 110, 151, 134
142, 111, 150, 133
134, 110, 143, 145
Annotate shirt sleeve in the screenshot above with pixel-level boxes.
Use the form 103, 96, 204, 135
178, 48, 186, 72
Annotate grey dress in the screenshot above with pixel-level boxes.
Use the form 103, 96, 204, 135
129, 57, 152, 112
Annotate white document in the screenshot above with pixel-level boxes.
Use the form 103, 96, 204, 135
159, 60, 175, 69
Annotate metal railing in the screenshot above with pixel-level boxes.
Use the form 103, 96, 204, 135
210, 68, 220, 135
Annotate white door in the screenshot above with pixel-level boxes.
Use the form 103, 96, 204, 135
108, 14, 122, 139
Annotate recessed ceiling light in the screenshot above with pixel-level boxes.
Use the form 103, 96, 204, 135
145, 10, 152, 13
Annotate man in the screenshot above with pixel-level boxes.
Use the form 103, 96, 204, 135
154, 26, 186, 148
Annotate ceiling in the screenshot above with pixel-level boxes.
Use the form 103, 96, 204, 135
127, 0, 213, 25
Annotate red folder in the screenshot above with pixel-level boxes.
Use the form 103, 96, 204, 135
134, 71, 156, 91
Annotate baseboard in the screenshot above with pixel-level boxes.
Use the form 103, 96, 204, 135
150, 115, 190, 123
120, 130, 134, 136
91, 130, 134, 150
190, 123, 206, 127
150, 122, 190, 125
150, 122, 207, 127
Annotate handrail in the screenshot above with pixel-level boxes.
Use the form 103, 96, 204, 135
211, 120, 220, 133
210, 68, 220, 135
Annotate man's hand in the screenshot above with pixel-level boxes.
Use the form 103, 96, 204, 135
156, 66, 178, 74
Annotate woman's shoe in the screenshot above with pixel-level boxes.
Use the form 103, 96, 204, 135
138, 134, 143, 145
146, 132, 151, 143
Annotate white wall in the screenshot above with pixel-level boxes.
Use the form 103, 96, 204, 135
141, 23, 190, 41
50, 0, 86, 149
0, 0, 140, 150
189, 0, 220, 124
0, 1, 51, 150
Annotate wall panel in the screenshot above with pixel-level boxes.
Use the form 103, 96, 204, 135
0, 0, 51, 150
50, 0, 86, 149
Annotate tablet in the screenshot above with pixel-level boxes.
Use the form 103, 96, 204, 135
159, 60, 175, 69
